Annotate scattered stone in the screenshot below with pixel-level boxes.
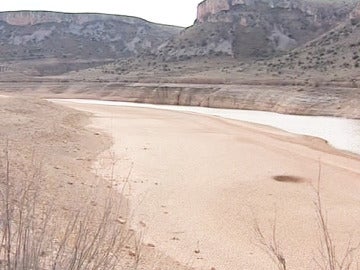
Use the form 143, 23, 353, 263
128, 251, 136, 257
139, 221, 147, 227
117, 218, 127, 224
90, 201, 97, 206
147, 243, 155, 248
40, 251, 47, 257
194, 249, 200, 254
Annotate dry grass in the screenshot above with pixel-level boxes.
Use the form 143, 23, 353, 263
255, 164, 360, 270
313, 164, 360, 270
0, 141, 139, 270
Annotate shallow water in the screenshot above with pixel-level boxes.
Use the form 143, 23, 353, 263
57, 99, 360, 155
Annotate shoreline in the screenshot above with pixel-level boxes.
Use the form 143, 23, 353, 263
1, 80, 360, 119
50, 98, 360, 159
53, 99, 360, 269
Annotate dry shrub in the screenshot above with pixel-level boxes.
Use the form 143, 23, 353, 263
254, 164, 360, 270
0, 142, 136, 270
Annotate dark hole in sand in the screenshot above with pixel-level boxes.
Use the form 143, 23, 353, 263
273, 175, 306, 183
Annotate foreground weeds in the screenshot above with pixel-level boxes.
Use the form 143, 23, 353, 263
0, 142, 136, 270
254, 164, 360, 270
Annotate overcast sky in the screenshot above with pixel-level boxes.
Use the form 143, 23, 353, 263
0, 0, 201, 27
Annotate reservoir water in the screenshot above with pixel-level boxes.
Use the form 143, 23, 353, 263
55, 99, 360, 156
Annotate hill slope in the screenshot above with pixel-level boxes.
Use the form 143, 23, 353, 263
0, 11, 182, 75
158, 0, 358, 60
257, 3, 360, 80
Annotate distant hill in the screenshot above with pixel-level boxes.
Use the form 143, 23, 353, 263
0, 11, 182, 75
2, 2, 360, 79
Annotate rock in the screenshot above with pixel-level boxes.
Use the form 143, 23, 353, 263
116, 218, 127, 224
139, 221, 147, 227
197, 0, 230, 23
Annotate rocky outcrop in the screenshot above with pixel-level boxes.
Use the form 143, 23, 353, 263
197, 0, 357, 23
0, 11, 182, 66
0, 11, 168, 26
159, 0, 358, 60
197, 0, 230, 23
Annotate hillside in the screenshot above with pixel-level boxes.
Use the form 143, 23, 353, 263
256, 3, 360, 80
0, 11, 182, 75
158, 0, 358, 60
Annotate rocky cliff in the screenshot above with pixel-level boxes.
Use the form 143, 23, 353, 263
196, 0, 357, 23
0, 11, 182, 72
197, 0, 230, 23
159, 0, 358, 60
0, 11, 155, 26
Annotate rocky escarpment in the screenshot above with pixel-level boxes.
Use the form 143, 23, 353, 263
0, 11, 182, 69
196, 0, 357, 23
159, 0, 358, 60
0, 11, 156, 26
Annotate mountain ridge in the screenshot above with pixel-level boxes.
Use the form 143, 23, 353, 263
0, 10, 183, 75
0, 10, 183, 28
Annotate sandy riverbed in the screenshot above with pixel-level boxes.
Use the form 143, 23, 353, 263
54, 100, 360, 269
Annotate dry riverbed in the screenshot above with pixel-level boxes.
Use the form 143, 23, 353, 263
54, 99, 360, 269
0, 96, 190, 270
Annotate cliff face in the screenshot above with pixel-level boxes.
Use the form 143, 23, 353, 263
196, 0, 357, 23
159, 0, 358, 60
197, 0, 230, 23
0, 11, 182, 69
0, 11, 160, 26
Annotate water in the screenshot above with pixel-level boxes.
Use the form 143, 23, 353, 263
57, 99, 360, 156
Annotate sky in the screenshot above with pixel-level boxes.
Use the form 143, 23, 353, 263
0, 0, 201, 27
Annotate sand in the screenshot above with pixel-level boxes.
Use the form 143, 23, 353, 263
53, 100, 360, 269
0, 97, 192, 270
